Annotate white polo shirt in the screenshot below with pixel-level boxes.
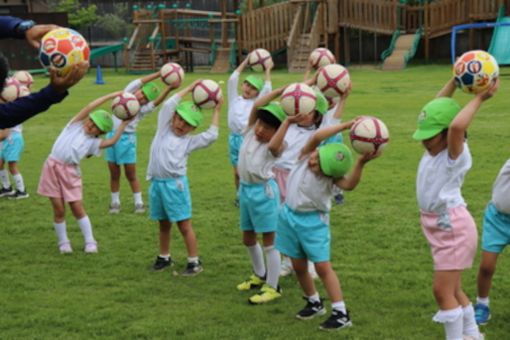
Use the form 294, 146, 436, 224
238, 127, 279, 184
492, 159, 510, 214
112, 79, 156, 133
49, 121, 101, 164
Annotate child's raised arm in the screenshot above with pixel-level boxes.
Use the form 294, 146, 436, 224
71, 91, 123, 124
303, 59, 314, 82
210, 97, 223, 128
300, 120, 356, 158
436, 77, 457, 98
268, 113, 307, 157
153, 84, 176, 107
247, 86, 287, 128
331, 86, 351, 120
335, 152, 379, 191
139, 71, 160, 85
100, 119, 132, 149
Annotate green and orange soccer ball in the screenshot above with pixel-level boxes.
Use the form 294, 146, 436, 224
39, 28, 90, 75
453, 50, 499, 94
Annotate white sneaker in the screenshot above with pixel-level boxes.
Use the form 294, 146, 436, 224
59, 242, 73, 254
134, 203, 145, 214
109, 202, 120, 214
84, 242, 98, 253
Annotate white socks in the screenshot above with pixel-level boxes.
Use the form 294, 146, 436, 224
13, 173, 24, 192
77, 216, 95, 244
433, 306, 463, 340
54, 221, 69, 244
247, 243, 265, 278
133, 192, 143, 205
463, 304, 481, 338
0, 169, 9, 188
187, 256, 199, 264
264, 245, 280, 289
332, 300, 347, 314
308, 292, 320, 303
476, 296, 489, 306
111, 192, 120, 204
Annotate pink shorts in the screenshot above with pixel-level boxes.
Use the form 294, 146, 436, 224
37, 156, 82, 202
273, 167, 290, 203
420, 206, 478, 271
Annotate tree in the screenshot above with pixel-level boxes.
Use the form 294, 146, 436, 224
48, 0, 98, 30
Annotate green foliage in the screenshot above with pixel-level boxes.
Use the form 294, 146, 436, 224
49, 0, 98, 29
95, 4, 132, 39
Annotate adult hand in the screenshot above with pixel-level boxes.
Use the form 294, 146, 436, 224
49, 62, 89, 93
25, 24, 59, 49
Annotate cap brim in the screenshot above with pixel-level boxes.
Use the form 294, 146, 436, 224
245, 80, 261, 92
412, 128, 442, 141
176, 111, 198, 127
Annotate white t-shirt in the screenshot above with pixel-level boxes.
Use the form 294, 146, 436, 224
49, 121, 101, 164
286, 156, 335, 212
227, 71, 271, 134
146, 95, 219, 179
112, 79, 156, 133
10, 124, 22, 133
238, 127, 279, 183
416, 143, 472, 213
492, 159, 510, 214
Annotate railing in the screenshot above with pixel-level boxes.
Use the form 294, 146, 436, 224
338, 0, 398, 35
404, 26, 423, 64
286, 4, 305, 66
380, 29, 401, 61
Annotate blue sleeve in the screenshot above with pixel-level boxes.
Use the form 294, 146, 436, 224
0, 85, 68, 129
0, 16, 24, 39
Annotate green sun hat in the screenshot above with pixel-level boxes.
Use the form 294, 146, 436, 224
412, 97, 461, 141
318, 143, 353, 178
259, 102, 286, 122
141, 82, 161, 102
245, 75, 264, 92
314, 89, 328, 115
176, 101, 203, 127
89, 109, 113, 133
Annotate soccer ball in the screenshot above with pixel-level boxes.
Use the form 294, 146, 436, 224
39, 28, 90, 75
453, 50, 499, 94
111, 92, 140, 120
192, 80, 223, 109
0, 77, 24, 103
349, 116, 389, 154
160, 62, 184, 86
309, 48, 335, 69
280, 83, 317, 116
248, 48, 273, 72
317, 64, 351, 98
12, 71, 33, 89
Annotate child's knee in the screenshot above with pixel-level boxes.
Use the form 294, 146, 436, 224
479, 264, 495, 278
315, 262, 332, 278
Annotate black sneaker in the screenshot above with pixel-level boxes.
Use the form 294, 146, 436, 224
334, 193, 344, 205
153, 256, 172, 271
8, 190, 29, 200
181, 260, 203, 276
296, 297, 327, 320
319, 309, 352, 331
0, 186, 14, 197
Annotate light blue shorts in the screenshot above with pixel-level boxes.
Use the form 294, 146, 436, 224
0, 132, 24, 162
275, 204, 331, 263
239, 179, 280, 233
149, 176, 192, 222
322, 132, 344, 145
105, 131, 137, 165
228, 132, 244, 166
481, 202, 510, 253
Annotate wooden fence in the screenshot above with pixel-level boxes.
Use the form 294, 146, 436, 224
338, 0, 398, 35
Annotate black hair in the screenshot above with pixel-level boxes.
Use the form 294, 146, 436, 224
256, 109, 282, 129
0, 53, 9, 93
313, 111, 323, 128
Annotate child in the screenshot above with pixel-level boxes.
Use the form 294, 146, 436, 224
106, 72, 170, 214
275, 121, 378, 330
0, 123, 27, 199
473, 158, 510, 325
147, 80, 222, 276
228, 57, 272, 205
413, 77, 497, 339
37, 91, 131, 254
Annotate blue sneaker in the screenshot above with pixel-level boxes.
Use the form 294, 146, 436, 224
474, 303, 491, 325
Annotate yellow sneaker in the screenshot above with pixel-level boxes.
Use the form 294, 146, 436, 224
237, 274, 265, 291
248, 284, 282, 304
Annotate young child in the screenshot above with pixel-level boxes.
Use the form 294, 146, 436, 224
37, 91, 131, 254
228, 57, 272, 206
147, 80, 222, 276
0, 123, 27, 199
413, 77, 497, 339
276, 121, 378, 330
106, 72, 169, 214
473, 158, 510, 325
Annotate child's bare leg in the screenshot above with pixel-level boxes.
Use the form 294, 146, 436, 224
477, 251, 499, 299
50, 197, 66, 223
455, 273, 481, 337
233, 166, 239, 191
159, 220, 171, 255
292, 257, 316, 296
315, 261, 343, 302
108, 161, 121, 195
261, 232, 280, 289
124, 164, 141, 193
433, 270, 461, 309
177, 219, 197, 257
8, 161, 18, 175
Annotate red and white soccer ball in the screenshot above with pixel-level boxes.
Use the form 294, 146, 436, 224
160, 62, 185, 86
0, 77, 24, 103
12, 71, 33, 89
453, 50, 499, 94
248, 48, 274, 72
349, 116, 389, 154
309, 48, 335, 69
39, 28, 90, 75
192, 79, 223, 109
280, 83, 317, 116
317, 64, 351, 98
111, 92, 140, 120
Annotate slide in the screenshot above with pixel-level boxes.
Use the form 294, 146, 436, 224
90, 42, 124, 61
488, 16, 510, 65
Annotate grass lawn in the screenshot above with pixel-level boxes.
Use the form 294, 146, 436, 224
1, 65, 509, 339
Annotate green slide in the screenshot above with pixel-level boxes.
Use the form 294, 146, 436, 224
90, 42, 124, 61
489, 17, 510, 65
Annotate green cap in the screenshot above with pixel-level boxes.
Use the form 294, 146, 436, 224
318, 143, 353, 178
89, 109, 113, 133
176, 101, 203, 127
314, 89, 328, 115
259, 102, 286, 122
412, 97, 461, 141
245, 75, 264, 92
142, 82, 161, 102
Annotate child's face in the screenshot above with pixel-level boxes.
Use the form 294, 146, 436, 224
241, 82, 259, 99
422, 132, 447, 156
83, 118, 103, 136
171, 113, 196, 136
254, 119, 277, 143
308, 149, 323, 176
298, 111, 318, 127
135, 90, 149, 105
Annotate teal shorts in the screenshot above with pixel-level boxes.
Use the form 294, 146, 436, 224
1, 132, 24, 162
149, 176, 192, 222
239, 179, 280, 233
322, 132, 343, 145
481, 202, 510, 254
275, 204, 331, 263
105, 131, 137, 165
228, 132, 244, 166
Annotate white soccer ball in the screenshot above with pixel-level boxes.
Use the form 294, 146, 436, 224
317, 64, 351, 98
248, 48, 273, 72
349, 116, 390, 154
0, 77, 23, 103
111, 92, 140, 120
192, 79, 223, 109
12, 71, 34, 89
160, 62, 184, 86
280, 83, 317, 116
309, 48, 335, 69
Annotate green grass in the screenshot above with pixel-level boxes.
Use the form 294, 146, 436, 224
1, 66, 510, 339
